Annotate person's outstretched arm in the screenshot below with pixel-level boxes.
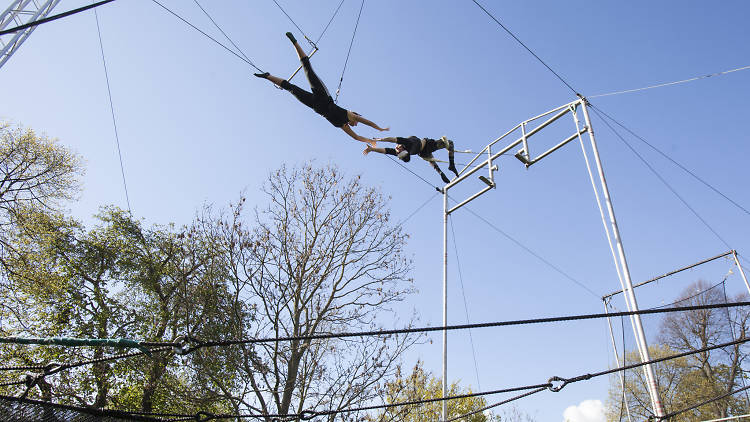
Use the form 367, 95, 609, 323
348, 111, 389, 131
374, 137, 398, 144
342, 125, 376, 146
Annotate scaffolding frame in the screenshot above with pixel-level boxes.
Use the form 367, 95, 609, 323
439, 97, 666, 420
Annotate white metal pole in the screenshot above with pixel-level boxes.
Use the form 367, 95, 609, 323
733, 251, 750, 296
580, 99, 665, 417
442, 190, 449, 422
603, 300, 634, 422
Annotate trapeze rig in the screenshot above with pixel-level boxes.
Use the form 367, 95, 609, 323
0, 0, 62, 69
438, 96, 666, 421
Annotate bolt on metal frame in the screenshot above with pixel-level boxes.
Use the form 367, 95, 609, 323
440, 97, 665, 420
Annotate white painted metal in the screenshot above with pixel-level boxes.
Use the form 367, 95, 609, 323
733, 251, 750, 296
442, 191, 448, 422
579, 99, 665, 417
603, 300, 634, 422
0, 0, 62, 69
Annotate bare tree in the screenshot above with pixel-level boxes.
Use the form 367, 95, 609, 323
606, 280, 750, 421
213, 163, 419, 420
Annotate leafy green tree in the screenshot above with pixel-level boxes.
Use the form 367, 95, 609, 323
606, 280, 750, 421
0, 122, 82, 275
369, 360, 495, 422
0, 206, 243, 415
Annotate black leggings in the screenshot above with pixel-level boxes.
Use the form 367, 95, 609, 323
280, 57, 331, 111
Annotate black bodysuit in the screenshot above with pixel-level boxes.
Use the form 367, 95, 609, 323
280, 57, 349, 128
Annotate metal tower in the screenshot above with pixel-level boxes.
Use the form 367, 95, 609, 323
0, 0, 62, 69
440, 97, 665, 420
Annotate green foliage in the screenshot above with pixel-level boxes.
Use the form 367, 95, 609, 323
370, 360, 496, 422
0, 206, 242, 414
606, 281, 750, 421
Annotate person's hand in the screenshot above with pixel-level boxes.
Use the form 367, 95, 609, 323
363, 145, 373, 155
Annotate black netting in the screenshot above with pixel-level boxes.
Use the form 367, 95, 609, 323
0, 395, 165, 422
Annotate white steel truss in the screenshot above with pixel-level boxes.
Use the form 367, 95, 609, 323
439, 97, 666, 420
0, 0, 62, 69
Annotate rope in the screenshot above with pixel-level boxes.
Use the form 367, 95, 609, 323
0, 394, 167, 422
150, 0, 262, 72
449, 216, 482, 390
444, 387, 547, 422
722, 281, 750, 409
334, 0, 365, 102
458, 204, 602, 299
590, 65, 750, 98
591, 106, 750, 218
0, 336, 149, 353
590, 106, 734, 251
193, 0, 254, 66
651, 384, 750, 421
394, 191, 439, 228
139, 301, 750, 352
468, 0, 578, 96
150, 334, 750, 421
314, 0, 346, 45
93, 5, 131, 212
0, 347, 171, 374
386, 155, 442, 192
0, 0, 116, 36
271, 0, 314, 46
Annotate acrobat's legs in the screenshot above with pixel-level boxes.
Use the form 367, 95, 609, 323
444, 137, 458, 176
426, 158, 450, 184
347, 111, 389, 132
286, 32, 307, 60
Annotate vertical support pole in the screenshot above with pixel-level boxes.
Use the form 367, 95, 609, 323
487, 146, 494, 184
732, 251, 750, 296
521, 121, 529, 160
604, 299, 634, 422
580, 99, 665, 417
442, 190, 449, 422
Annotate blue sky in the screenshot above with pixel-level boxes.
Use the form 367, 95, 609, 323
2, 1, 749, 420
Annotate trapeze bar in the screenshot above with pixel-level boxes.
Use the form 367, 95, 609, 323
601, 250, 734, 300
521, 127, 588, 167
288, 46, 319, 81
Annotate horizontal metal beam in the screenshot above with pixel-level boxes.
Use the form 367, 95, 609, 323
601, 250, 734, 300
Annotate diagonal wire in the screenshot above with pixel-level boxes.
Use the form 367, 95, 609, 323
468, 0, 578, 96
271, 0, 312, 43
394, 191, 439, 228
589, 106, 734, 251
93, 5, 131, 212
386, 155, 442, 191
150, 0, 262, 72
589, 64, 750, 98
458, 204, 602, 299
193, 0, 254, 66
591, 106, 750, 218
315, 0, 346, 45
335, 0, 365, 102
449, 216, 482, 391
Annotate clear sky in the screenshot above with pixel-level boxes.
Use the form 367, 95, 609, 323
2, 1, 749, 420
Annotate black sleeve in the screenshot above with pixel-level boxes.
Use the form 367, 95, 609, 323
384, 148, 398, 156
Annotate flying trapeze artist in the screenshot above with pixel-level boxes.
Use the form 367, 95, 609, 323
363, 136, 459, 184
254, 32, 388, 146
